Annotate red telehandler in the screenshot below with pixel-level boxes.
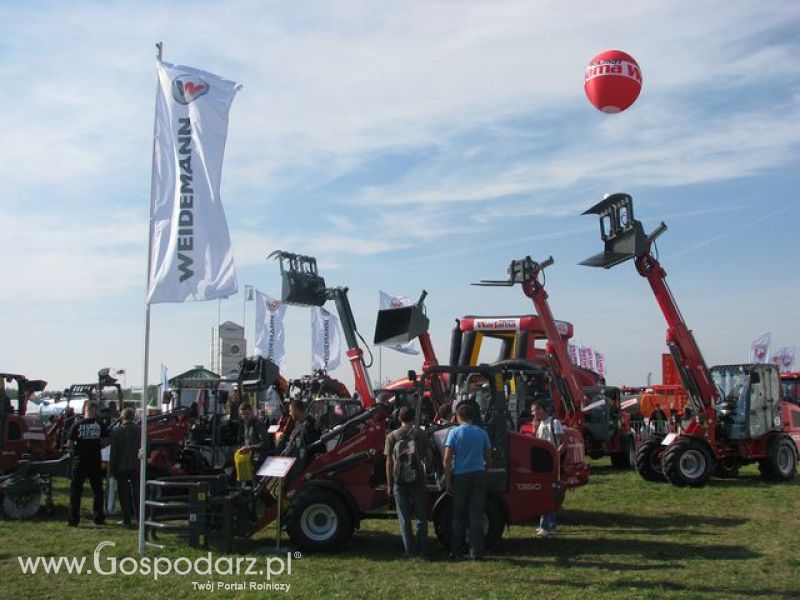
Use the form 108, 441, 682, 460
581, 193, 800, 486
473, 256, 634, 468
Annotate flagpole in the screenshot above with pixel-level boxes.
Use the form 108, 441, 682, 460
139, 40, 163, 556
217, 298, 222, 372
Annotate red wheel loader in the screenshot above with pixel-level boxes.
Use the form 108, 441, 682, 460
472, 256, 632, 470
580, 193, 800, 486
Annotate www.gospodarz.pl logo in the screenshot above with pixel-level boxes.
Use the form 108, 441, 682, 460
172, 76, 209, 105
17, 540, 297, 590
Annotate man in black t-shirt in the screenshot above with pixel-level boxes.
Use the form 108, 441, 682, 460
68, 402, 109, 526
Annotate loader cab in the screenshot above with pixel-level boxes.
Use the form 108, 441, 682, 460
420, 365, 510, 491
456, 315, 572, 368
780, 373, 800, 406
712, 364, 783, 440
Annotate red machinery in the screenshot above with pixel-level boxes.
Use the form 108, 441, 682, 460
373, 289, 447, 409
474, 256, 634, 468
142, 252, 575, 553
581, 193, 800, 486
0, 373, 59, 474
0, 373, 75, 518
635, 354, 689, 419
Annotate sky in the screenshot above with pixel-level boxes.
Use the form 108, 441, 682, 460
0, 1, 798, 393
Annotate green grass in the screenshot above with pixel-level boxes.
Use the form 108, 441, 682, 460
1, 461, 798, 600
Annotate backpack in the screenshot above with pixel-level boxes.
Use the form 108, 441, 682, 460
393, 427, 423, 485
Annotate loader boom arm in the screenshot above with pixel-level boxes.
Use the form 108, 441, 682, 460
330, 288, 376, 407
270, 251, 376, 408
580, 194, 718, 436
635, 248, 718, 427
475, 257, 585, 426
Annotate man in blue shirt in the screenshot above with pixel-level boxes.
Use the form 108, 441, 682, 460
443, 403, 492, 560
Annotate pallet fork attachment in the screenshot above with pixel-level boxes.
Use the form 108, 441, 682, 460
580, 193, 665, 269
269, 250, 327, 306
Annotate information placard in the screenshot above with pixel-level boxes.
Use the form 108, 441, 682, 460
256, 456, 296, 478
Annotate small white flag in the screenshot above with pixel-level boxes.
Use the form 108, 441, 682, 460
579, 345, 593, 370
244, 284, 255, 301
749, 332, 771, 364
594, 351, 606, 377
254, 291, 287, 369
147, 60, 241, 304
379, 291, 421, 356
311, 307, 342, 371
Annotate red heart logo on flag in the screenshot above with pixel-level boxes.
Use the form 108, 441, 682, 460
171, 76, 210, 105
184, 81, 207, 97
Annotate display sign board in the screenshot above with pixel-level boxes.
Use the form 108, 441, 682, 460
256, 456, 296, 478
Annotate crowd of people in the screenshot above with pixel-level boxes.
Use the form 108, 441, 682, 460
67, 389, 566, 562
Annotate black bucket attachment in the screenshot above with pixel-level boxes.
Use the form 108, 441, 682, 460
269, 251, 327, 306
374, 291, 430, 345
580, 193, 647, 269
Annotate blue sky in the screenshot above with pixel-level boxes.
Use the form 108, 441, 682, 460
0, 1, 798, 391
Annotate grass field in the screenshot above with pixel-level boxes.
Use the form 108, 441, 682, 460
1, 460, 798, 600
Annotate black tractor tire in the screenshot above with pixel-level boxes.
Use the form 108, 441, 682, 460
662, 438, 715, 487
759, 436, 798, 482
285, 487, 354, 553
634, 438, 666, 482
610, 435, 635, 469
434, 497, 504, 551
2, 489, 42, 519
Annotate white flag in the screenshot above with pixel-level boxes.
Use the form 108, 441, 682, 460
771, 346, 796, 373
254, 291, 287, 369
379, 291, 421, 356
749, 332, 771, 364
579, 345, 593, 370
244, 284, 255, 301
147, 60, 241, 304
160, 363, 170, 393
160, 364, 170, 412
568, 344, 579, 366
594, 351, 606, 377
311, 307, 342, 371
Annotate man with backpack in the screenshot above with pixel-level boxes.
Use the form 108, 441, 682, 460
385, 406, 431, 559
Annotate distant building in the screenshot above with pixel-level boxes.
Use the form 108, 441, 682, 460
213, 321, 246, 379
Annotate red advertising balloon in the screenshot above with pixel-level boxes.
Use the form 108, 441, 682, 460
584, 50, 642, 113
